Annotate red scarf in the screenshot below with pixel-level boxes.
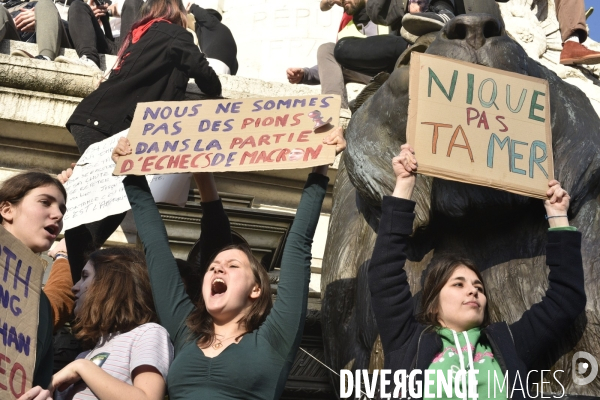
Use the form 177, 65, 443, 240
338, 12, 353, 32
132, 18, 172, 43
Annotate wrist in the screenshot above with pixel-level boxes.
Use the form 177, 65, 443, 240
312, 165, 329, 176
71, 359, 87, 374
547, 215, 569, 228
53, 251, 68, 261
392, 177, 414, 200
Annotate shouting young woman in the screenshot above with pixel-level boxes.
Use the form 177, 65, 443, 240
113, 128, 345, 399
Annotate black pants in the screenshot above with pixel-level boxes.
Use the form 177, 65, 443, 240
66, 124, 126, 282
334, 35, 409, 77
68, 0, 119, 66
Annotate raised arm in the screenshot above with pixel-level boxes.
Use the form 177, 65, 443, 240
191, 173, 232, 271
258, 128, 343, 361
509, 180, 586, 370
114, 139, 195, 343
44, 241, 75, 331
368, 144, 422, 354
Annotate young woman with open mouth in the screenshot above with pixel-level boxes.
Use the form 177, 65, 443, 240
112, 127, 345, 399
0, 171, 67, 392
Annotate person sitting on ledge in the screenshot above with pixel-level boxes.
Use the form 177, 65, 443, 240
554, 0, 600, 65
2, 0, 72, 61
287, 0, 408, 115
55, 0, 116, 69
187, 4, 238, 75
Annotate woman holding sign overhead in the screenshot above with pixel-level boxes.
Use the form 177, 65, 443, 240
113, 127, 344, 399
63, 0, 222, 286
366, 144, 585, 398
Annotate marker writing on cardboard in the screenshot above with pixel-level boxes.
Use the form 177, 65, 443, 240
428, 67, 546, 121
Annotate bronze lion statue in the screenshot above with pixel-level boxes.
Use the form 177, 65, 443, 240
321, 13, 600, 398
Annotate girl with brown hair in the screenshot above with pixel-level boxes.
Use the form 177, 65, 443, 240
113, 128, 345, 399
0, 172, 67, 391
23, 247, 173, 400
367, 144, 586, 399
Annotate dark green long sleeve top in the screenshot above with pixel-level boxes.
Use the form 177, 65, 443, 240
124, 173, 328, 400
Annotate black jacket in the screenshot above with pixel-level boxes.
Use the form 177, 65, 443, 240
368, 196, 586, 399
190, 5, 238, 75
67, 21, 221, 136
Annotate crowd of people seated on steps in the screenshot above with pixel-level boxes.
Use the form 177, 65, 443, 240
0, 0, 237, 72
287, 0, 600, 116
1, 0, 598, 83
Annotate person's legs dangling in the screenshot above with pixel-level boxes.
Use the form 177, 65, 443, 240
66, 124, 127, 281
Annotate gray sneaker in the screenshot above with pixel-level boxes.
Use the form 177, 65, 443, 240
55, 55, 100, 70
402, 11, 454, 37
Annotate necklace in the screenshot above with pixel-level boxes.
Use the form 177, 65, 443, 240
212, 333, 242, 349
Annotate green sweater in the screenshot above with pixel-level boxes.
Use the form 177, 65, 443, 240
426, 328, 506, 400
124, 173, 328, 400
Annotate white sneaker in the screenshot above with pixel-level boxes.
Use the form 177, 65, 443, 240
11, 49, 35, 58
55, 55, 100, 70
11, 50, 52, 61
340, 108, 352, 119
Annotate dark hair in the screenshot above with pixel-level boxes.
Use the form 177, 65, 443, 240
416, 256, 490, 328
187, 244, 272, 347
73, 247, 157, 349
176, 258, 202, 304
0, 171, 67, 224
116, 0, 187, 64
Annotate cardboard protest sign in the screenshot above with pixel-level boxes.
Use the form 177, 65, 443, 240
113, 95, 341, 175
62, 131, 192, 232
407, 53, 553, 199
0, 226, 45, 399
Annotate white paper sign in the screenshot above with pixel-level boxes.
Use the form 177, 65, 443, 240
148, 174, 192, 206
62, 131, 192, 232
